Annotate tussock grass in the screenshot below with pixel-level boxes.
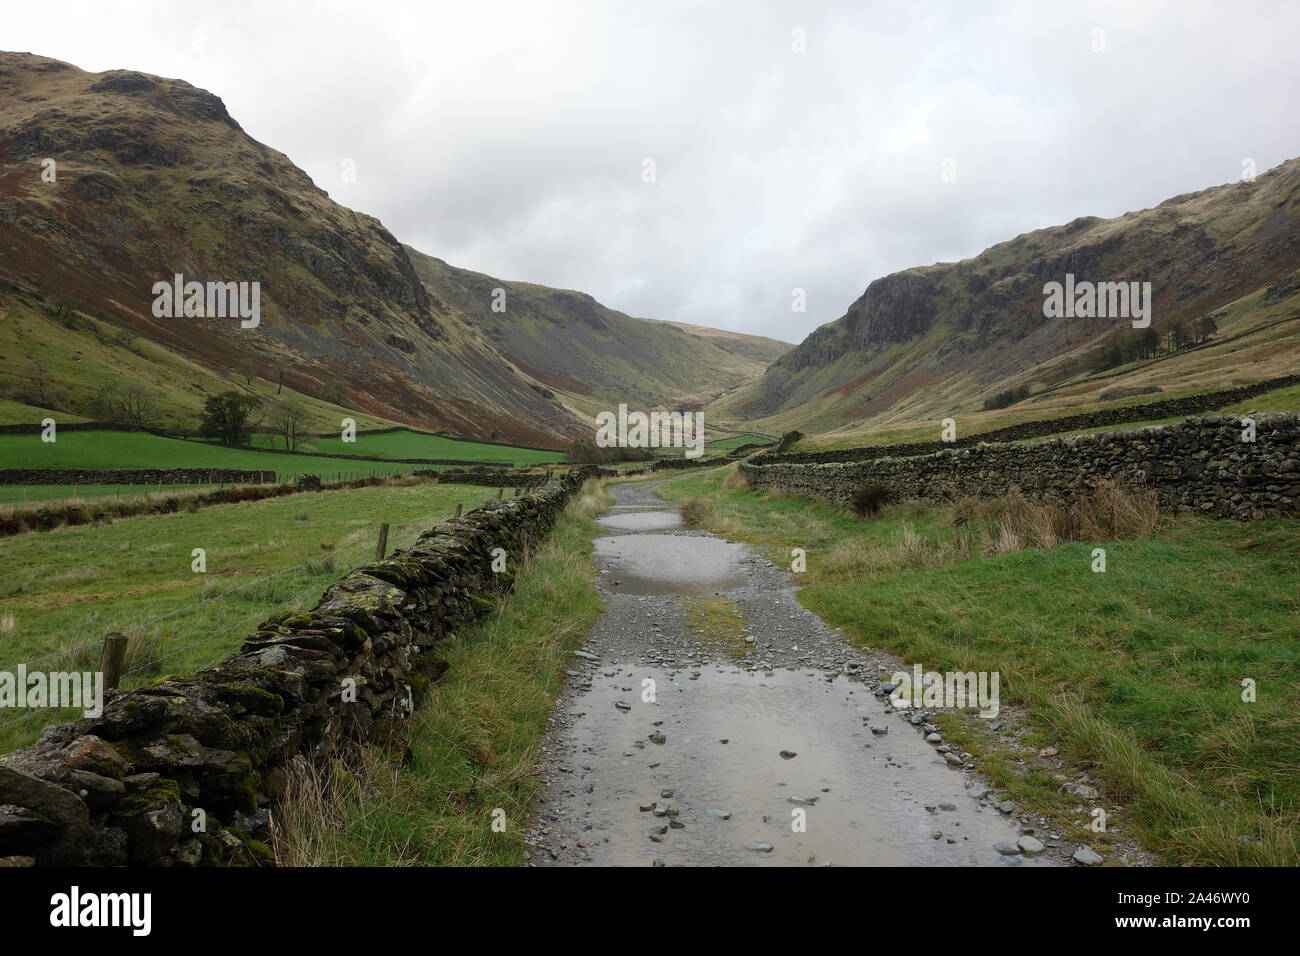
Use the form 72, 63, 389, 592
967, 482, 1162, 554
272, 481, 611, 866
722, 469, 749, 491
654, 466, 1300, 866
678, 496, 721, 531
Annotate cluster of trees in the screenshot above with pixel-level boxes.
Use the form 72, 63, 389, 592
983, 383, 1032, 411
198, 391, 310, 450
1090, 316, 1218, 372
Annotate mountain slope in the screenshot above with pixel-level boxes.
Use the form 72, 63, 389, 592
407, 249, 790, 416
719, 157, 1300, 435
0, 51, 584, 446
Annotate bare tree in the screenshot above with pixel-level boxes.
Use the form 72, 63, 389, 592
99, 385, 161, 428
27, 364, 51, 407
268, 400, 309, 451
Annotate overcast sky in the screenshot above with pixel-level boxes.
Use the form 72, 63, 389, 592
6, 0, 1300, 344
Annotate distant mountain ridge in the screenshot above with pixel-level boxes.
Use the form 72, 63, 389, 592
718, 156, 1300, 433
405, 249, 790, 413
0, 51, 782, 445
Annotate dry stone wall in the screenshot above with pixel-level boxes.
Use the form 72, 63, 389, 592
649, 455, 744, 471
429, 467, 549, 488
0, 466, 604, 867
0, 468, 275, 485
740, 414, 1300, 520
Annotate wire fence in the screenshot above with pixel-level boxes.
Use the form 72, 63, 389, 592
0, 509, 453, 742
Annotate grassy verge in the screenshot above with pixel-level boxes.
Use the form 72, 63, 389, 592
656, 466, 1300, 866
272, 481, 611, 866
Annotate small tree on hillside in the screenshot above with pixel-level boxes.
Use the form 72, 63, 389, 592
268, 400, 308, 451
319, 379, 348, 405
1166, 321, 1190, 353
27, 364, 52, 407
98, 384, 162, 429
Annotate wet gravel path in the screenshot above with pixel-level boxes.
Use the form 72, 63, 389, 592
524, 477, 1071, 867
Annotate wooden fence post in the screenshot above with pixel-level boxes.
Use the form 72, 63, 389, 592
101, 633, 128, 691
455, 503, 462, 518
496, 486, 503, 499
375, 523, 390, 560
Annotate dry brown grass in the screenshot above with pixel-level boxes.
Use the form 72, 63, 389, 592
722, 468, 749, 491
973, 481, 1161, 554
679, 496, 721, 530
820, 481, 1159, 578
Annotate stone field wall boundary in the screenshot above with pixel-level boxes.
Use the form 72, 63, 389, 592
739, 414, 1300, 520
0, 466, 607, 866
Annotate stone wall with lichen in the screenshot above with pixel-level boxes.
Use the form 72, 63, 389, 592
0, 466, 604, 867
739, 414, 1300, 520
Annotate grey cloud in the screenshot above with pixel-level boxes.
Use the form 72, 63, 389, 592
8, 0, 1300, 343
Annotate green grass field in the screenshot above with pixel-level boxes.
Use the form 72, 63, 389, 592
705, 433, 773, 452
1224, 382, 1300, 415
244, 427, 563, 465
0, 428, 562, 504
0, 477, 507, 752
656, 466, 1300, 866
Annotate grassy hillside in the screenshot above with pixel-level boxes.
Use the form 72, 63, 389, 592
0, 51, 583, 445
714, 156, 1300, 439
0, 295, 395, 433
638, 317, 791, 366
779, 379, 1300, 454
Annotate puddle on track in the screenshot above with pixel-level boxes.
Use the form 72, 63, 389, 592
595, 510, 685, 532
541, 666, 1051, 866
593, 534, 748, 595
